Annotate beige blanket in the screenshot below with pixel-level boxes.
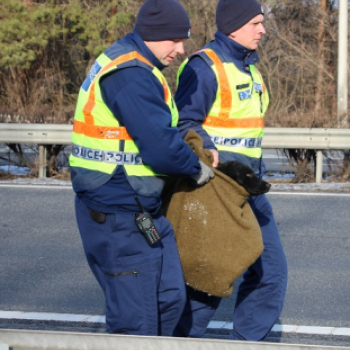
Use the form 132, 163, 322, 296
162, 130, 264, 297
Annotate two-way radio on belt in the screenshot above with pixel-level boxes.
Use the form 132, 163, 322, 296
134, 196, 161, 246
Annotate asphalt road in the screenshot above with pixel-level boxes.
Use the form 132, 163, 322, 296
1, 185, 350, 346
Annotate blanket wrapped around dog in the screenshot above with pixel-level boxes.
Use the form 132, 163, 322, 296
162, 130, 264, 297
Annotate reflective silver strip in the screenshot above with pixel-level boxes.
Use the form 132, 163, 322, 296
210, 136, 262, 148
253, 82, 263, 92
72, 145, 143, 165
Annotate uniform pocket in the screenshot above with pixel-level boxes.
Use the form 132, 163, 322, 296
104, 258, 161, 335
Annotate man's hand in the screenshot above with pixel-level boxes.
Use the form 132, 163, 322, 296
190, 161, 215, 185
209, 149, 219, 167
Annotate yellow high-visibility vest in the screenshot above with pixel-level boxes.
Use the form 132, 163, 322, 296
70, 44, 178, 196
178, 46, 269, 158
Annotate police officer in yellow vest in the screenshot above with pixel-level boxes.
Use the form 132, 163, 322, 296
69, 0, 214, 336
174, 0, 288, 341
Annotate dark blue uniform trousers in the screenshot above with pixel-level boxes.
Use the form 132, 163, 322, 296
173, 194, 288, 340
74, 196, 186, 336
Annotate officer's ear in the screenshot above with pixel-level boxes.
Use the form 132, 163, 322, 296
228, 32, 237, 40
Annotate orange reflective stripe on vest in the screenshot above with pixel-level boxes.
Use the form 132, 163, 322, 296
204, 116, 265, 128
75, 51, 169, 140
201, 49, 264, 129
161, 75, 170, 103
73, 120, 132, 140
202, 49, 232, 120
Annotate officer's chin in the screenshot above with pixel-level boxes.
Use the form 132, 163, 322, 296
162, 57, 173, 66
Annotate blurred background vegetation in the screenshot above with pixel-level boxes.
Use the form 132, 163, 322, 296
0, 0, 348, 181
0, 0, 342, 127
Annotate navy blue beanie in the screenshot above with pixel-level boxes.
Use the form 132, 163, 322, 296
135, 0, 191, 41
216, 0, 264, 34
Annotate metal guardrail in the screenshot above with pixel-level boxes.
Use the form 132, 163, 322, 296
0, 123, 72, 145
1, 124, 350, 149
1, 124, 350, 182
261, 128, 350, 150
0, 329, 350, 350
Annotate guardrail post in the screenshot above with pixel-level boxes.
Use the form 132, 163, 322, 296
38, 145, 46, 178
315, 150, 323, 183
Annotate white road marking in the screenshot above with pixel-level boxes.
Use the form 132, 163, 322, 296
1, 311, 350, 336
0, 184, 71, 189
0, 311, 104, 323
268, 192, 350, 197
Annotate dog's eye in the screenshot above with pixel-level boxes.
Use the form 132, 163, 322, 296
246, 174, 252, 178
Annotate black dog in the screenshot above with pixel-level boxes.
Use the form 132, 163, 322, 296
216, 160, 271, 196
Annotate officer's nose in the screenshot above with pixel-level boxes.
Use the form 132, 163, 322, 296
175, 41, 185, 55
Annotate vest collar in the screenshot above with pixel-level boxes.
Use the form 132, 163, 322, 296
214, 30, 260, 67
129, 30, 167, 71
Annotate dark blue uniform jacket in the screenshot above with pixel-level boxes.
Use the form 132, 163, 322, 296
72, 30, 200, 214
175, 31, 265, 175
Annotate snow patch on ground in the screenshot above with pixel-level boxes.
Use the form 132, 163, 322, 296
1, 165, 350, 193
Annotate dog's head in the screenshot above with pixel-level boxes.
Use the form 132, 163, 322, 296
216, 161, 271, 196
